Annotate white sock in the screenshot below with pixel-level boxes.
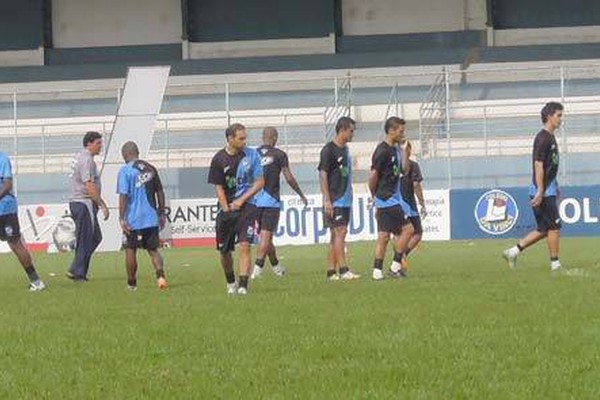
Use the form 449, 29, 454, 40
550, 259, 561, 270
390, 261, 402, 273
509, 246, 521, 257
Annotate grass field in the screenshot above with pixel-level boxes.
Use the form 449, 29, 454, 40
1, 238, 600, 399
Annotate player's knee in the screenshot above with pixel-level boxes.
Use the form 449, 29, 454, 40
377, 231, 391, 242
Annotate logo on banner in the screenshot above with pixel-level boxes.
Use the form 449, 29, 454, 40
474, 190, 519, 235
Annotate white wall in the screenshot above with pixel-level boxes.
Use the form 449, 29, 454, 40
342, 0, 486, 36
52, 0, 182, 48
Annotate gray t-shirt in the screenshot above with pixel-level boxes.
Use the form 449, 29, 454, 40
69, 149, 101, 201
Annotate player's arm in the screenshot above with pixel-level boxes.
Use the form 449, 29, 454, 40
232, 177, 264, 210
414, 181, 427, 217
368, 169, 378, 198
0, 177, 12, 200
401, 141, 412, 175
531, 161, 545, 207
154, 171, 167, 229
215, 185, 229, 212
118, 194, 131, 234
282, 166, 307, 206
318, 147, 333, 217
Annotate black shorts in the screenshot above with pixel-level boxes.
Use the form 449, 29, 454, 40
408, 216, 423, 234
0, 213, 21, 242
257, 207, 280, 233
324, 207, 351, 229
215, 204, 258, 254
124, 227, 160, 250
376, 206, 408, 235
532, 195, 561, 232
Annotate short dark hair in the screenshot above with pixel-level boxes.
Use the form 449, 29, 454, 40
541, 102, 563, 123
225, 123, 246, 140
335, 116, 355, 135
83, 131, 102, 147
384, 116, 406, 134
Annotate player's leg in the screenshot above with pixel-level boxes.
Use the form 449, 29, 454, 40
324, 210, 338, 280
372, 208, 391, 281
251, 208, 271, 279
544, 197, 562, 271
144, 227, 167, 289
503, 197, 552, 269
4, 216, 45, 291
402, 216, 423, 270
83, 207, 103, 278
268, 242, 285, 276
216, 211, 237, 294
125, 247, 138, 290
68, 202, 92, 281
236, 204, 258, 294
391, 218, 414, 277
546, 229, 561, 271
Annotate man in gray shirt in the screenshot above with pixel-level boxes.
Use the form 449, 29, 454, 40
67, 131, 109, 281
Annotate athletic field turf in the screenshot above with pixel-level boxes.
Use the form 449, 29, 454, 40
1, 238, 599, 399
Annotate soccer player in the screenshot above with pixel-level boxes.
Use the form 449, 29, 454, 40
251, 126, 308, 279
369, 117, 414, 280
0, 152, 46, 291
503, 102, 564, 271
117, 141, 167, 291
398, 158, 427, 269
208, 123, 265, 295
67, 131, 109, 281
318, 116, 360, 280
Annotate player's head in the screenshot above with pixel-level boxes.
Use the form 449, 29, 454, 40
121, 141, 139, 162
83, 131, 103, 155
225, 123, 247, 151
541, 102, 564, 130
262, 126, 278, 146
335, 116, 356, 143
384, 117, 406, 144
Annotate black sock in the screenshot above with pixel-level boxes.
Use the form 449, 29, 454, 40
238, 275, 249, 289
550, 256, 559, 262
268, 253, 279, 266
326, 269, 336, 277
225, 271, 235, 284
372, 259, 383, 270
393, 252, 403, 263
405, 249, 411, 257
517, 244, 524, 252
339, 266, 349, 275
127, 278, 137, 287
254, 258, 265, 269
24, 266, 39, 282
155, 269, 165, 279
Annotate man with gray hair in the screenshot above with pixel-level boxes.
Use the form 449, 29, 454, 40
117, 141, 167, 291
67, 131, 109, 281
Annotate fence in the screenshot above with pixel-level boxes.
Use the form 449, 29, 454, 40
1, 62, 600, 203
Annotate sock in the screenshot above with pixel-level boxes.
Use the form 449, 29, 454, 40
268, 253, 279, 266
550, 257, 560, 270
372, 259, 383, 270
326, 269, 336, 277
393, 252, 403, 263
225, 271, 235, 284
339, 266, 349, 275
405, 249, 411, 257
516, 244, 524, 252
155, 269, 165, 279
127, 278, 137, 287
24, 266, 39, 282
254, 258, 265, 269
238, 275, 249, 289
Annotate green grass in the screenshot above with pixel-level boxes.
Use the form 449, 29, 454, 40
1, 238, 600, 399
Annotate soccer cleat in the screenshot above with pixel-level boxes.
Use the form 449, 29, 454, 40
327, 273, 340, 281
340, 270, 361, 280
272, 264, 286, 277
550, 261, 562, 272
250, 266, 263, 280
226, 283, 237, 295
29, 280, 46, 292
157, 277, 168, 290
372, 268, 384, 281
127, 284, 137, 292
388, 268, 407, 279
237, 287, 248, 295
502, 249, 517, 270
